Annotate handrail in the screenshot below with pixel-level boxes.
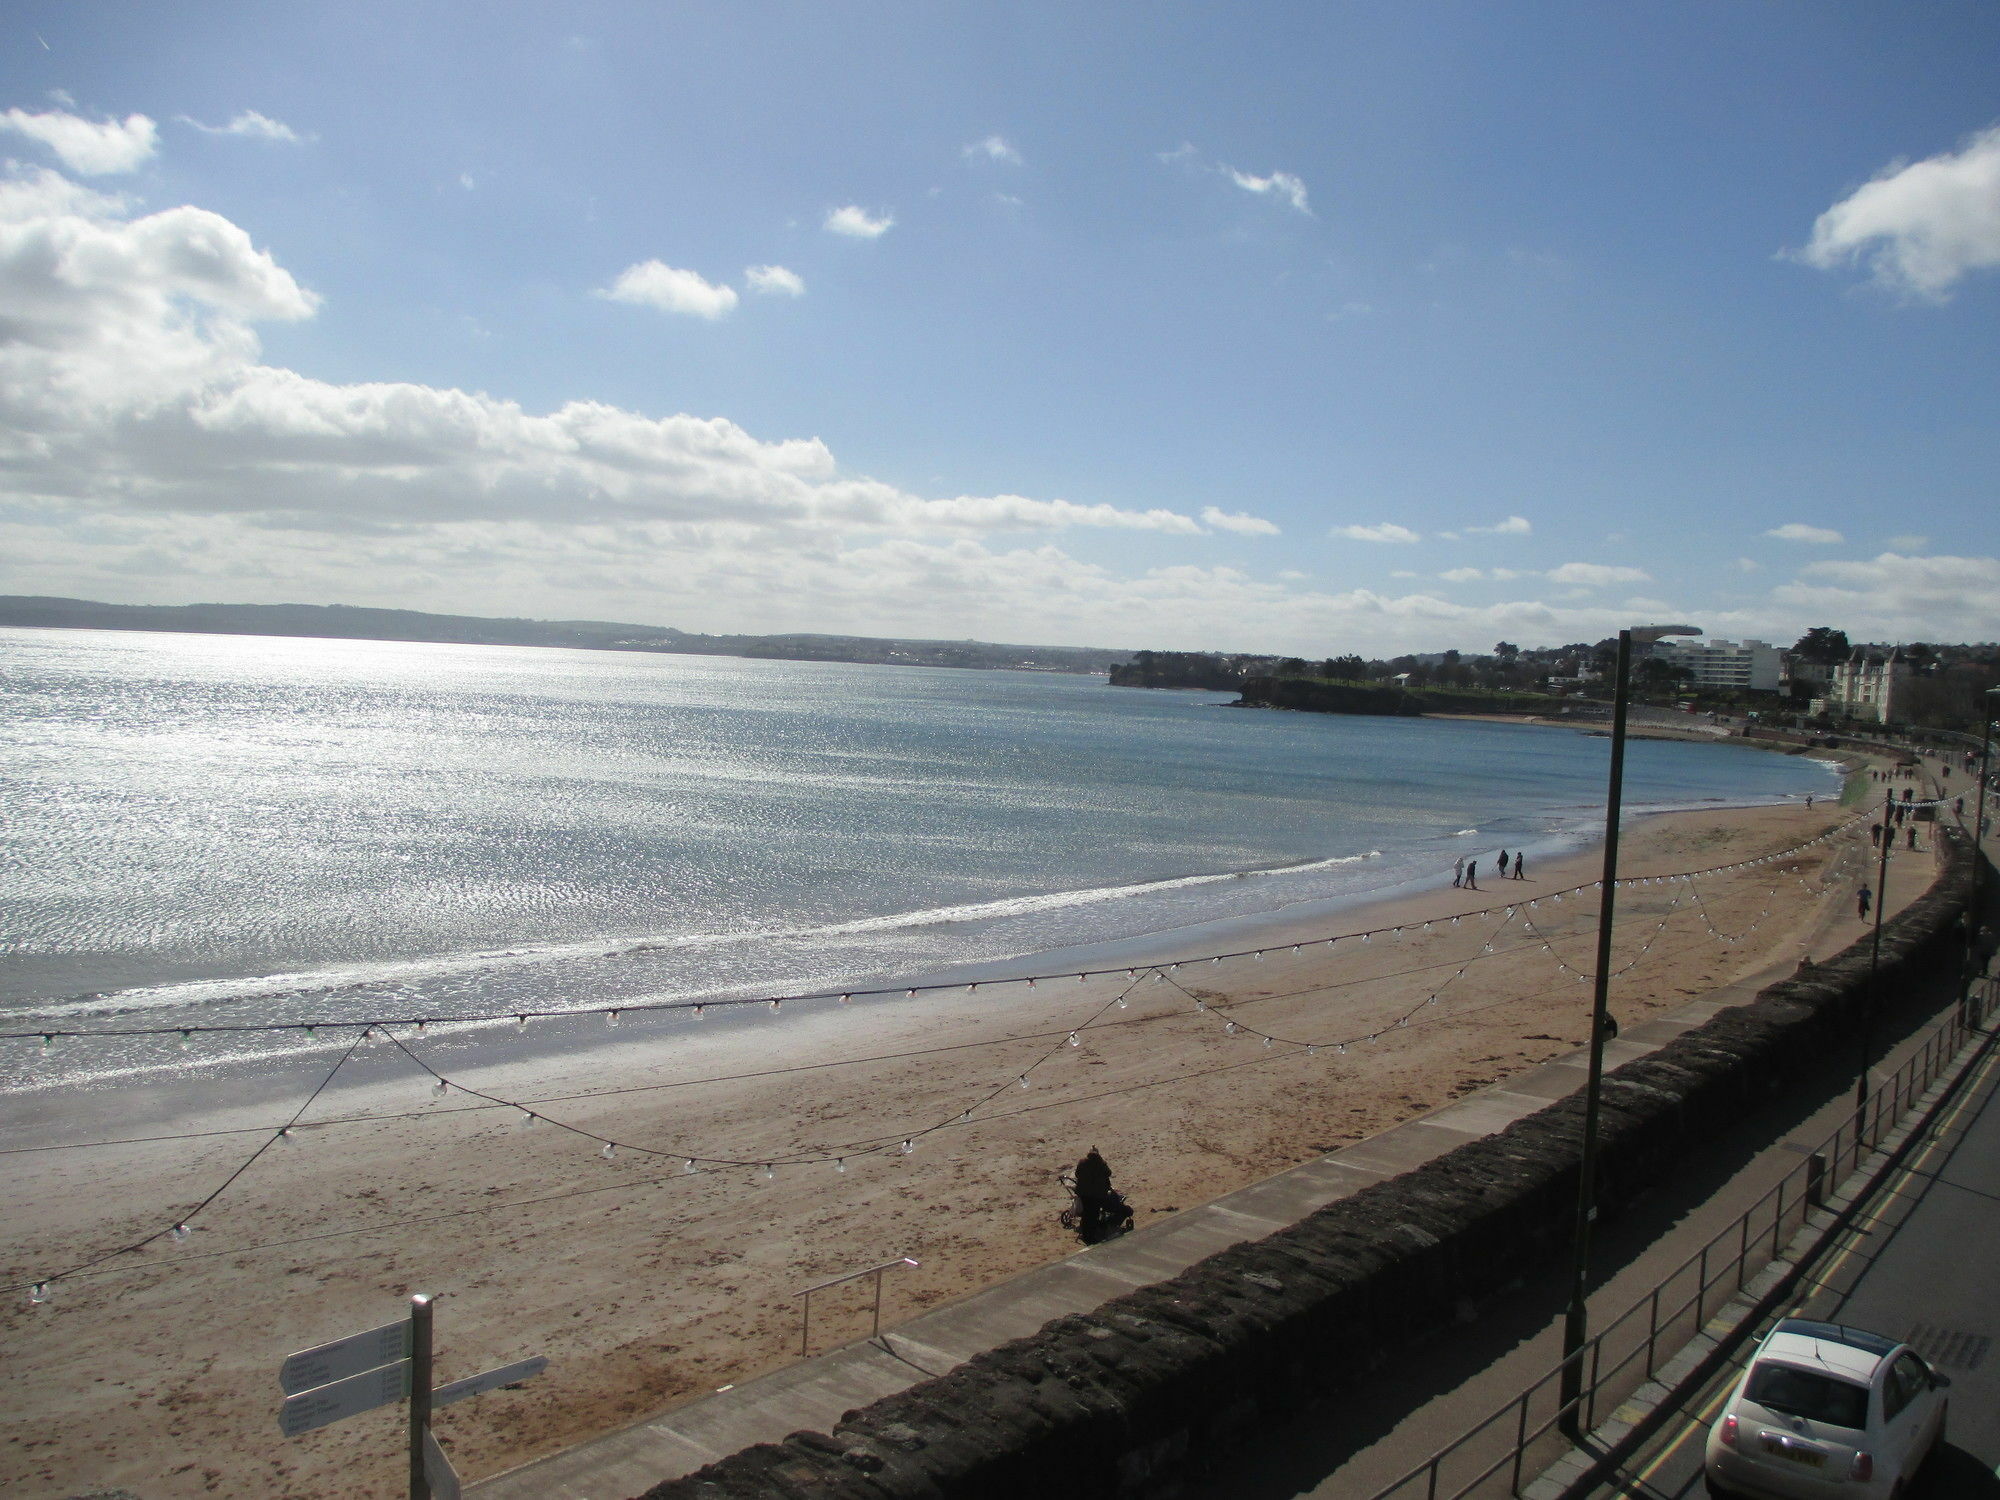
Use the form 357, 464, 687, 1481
795, 1256, 919, 1357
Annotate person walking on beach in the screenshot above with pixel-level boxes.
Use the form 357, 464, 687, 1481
1464, 860, 1478, 890
1870, 823, 1882, 848
1857, 885, 1872, 921
1496, 849, 1509, 880
1512, 851, 1525, 880
1453, 856, 1464, 888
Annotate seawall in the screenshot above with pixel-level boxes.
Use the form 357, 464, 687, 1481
638, 828, 1982, 1500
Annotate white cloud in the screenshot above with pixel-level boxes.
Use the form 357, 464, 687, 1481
1734, 557, 1762, 573
1887, 533, 1929, 551
1546, 562, 1650, 587
744, 264, 805, 297
1774, 552, 2000, 639
458, 172, 476, 191
1335, 522, 1420, 543
0, 108, 157, 174
963, 135, 1021, 165
0, 166, 1214, 576
1228, 168, 1311, 216
179, 110, 304, 143
598, 260, 739, 319
1439, 567, 1485, 582
1467, 515, 1531, 535
1797, 125, 2000, 300
1201, 505, 1279, 536
1156, 142, 1199, 164
825, 205, 894, 239
1765, 523, 1844, 544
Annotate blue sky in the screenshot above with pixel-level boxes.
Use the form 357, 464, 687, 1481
2, 2, 1997, 653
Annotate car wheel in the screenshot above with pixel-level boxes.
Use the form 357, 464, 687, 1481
1703, 1478, 1736, 1500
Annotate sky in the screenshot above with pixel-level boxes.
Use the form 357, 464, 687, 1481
1, 2, 1998, 656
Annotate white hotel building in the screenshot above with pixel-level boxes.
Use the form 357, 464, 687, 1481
1649, 638, 1784, 693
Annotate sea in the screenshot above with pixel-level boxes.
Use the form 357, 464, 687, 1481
0, 627, 1841, 1094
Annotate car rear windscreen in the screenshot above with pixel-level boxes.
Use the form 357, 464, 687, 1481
1746, 1362, 1869, 1429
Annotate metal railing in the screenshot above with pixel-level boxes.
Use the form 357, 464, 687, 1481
795, 1256, 919, 1357
1368, 974, 1996, 1500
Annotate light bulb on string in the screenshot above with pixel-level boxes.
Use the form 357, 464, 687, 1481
1224, 1021, 1238, 1035
760, 1163, 773, 1181
431, 1078, 447, 1099
515, 1015, 528, 1033
683, 1158, 697, 1174
835, 1158, 846, 1174
177, 1030, 191, 1050
900, 1139, 914, 1155
1018, 1075, 1029, 1089
838, 994, 851, 1005
693, 1005, 705, 1020
170, 1223, 191, 1242
601, 1141, 616, 1160
40, 1034, 54, 1053
1262, 1036, 1272, 1048
303, 1025, 315, 1039
520, 1110, 537, 1127
770, 999, 782, 1013
28, 1282, 49, 1305
606, 1010, 620, 1028
1067, 1032, 1080, 1047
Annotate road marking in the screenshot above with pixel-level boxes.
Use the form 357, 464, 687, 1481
1624, 1036, 2000, 1493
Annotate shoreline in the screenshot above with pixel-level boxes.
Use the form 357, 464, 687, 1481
0, 779, 1844, 1131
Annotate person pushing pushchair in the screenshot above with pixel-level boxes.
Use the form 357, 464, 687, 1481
1059, 1147, 1134, 1244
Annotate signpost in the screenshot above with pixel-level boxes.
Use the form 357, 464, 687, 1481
277, 1294, 545, 1499
280, 1318, 411, 1396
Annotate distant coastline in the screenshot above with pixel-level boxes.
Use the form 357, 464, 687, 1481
0, 595, 1131, 676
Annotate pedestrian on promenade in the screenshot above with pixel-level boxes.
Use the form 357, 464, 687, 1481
1908, 826, 1918, 850
1465, 860, 1478, 890
1870, 823, 1882, 848
1858, 885, 1872, 921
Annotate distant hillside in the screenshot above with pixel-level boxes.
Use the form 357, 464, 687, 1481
0, 596, 1131, 675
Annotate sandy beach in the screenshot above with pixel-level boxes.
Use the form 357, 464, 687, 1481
1, 780, 1932, 1499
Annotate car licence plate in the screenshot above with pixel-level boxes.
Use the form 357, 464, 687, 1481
1759, 1434, 1826, 1468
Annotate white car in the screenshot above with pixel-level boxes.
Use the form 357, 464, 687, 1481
1704, 1318, 1949, 1499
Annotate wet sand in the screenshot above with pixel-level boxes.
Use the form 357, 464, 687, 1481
0, 789, 1925, 1499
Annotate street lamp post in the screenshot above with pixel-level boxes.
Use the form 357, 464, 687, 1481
1970, 688, 2000, 1016
1856, 792, 1893, 1143
1558, 623, 1700, 1439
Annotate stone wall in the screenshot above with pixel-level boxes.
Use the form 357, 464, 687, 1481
641, 832, 1982, 1500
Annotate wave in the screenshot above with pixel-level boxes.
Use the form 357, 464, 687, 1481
18, 850, 1387, 1022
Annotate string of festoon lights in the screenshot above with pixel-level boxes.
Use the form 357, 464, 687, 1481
3, 811, 1878, 1050
6, 810, 1893, 1302
13, 954, 1622, 1303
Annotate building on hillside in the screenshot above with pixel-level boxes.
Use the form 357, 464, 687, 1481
1651, 638, 1782, 693
1813, 649, 1911, 724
